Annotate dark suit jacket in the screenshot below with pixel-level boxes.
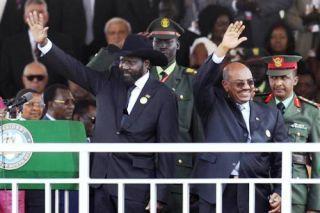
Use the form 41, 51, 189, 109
40, 44, 179, 204
0, 31, 73, 98
45, 0, 86, 60
191, 58, 289, 212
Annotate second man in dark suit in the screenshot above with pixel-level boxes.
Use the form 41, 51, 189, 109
191, 21, 290, 213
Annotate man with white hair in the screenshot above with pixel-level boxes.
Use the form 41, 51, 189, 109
104, 17, 131, 49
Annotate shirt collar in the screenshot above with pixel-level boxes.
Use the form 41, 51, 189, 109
275, 93, 294, 108
237, 101, 250, 111
156, 61, 176, 77
28, 30, 36, 50
45, 113, 56, 121
134, 72, 149, 90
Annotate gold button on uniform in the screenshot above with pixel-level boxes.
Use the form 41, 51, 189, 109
297, 132, 301, 137
178, 159, 183, 164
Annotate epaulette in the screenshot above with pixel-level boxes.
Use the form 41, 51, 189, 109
185, 68, 197, 76
298, 96, 320, 108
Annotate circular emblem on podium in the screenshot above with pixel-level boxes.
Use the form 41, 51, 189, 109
0, 123, 33, 170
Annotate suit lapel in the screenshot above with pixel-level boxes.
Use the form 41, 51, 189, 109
121, 76, 159, 129
226, 98, 247, 131
115, 82, 127, 128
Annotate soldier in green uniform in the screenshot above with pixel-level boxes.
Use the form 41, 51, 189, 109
262, 55, 320, 213
146, 17, 204, 213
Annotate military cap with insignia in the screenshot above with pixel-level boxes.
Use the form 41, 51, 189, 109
146, 17, 184, 39
262, 55, 302, 76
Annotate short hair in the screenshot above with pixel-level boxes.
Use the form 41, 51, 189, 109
104, 17, 132, 34
16, 88, 39, 100
73, 99, 96, 116
24, 0, 47, 12
43, 84, 69, 105
198, 5, 233, 37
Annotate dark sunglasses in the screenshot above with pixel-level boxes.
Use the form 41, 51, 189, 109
229, 78, 255, 88
25, 75, 46, 81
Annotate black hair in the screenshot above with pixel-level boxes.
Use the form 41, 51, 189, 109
16, 88, 38, 99
264, 21, 296, 55
73, 99, 96, 117
198, 4, 233, 37
43, 84, 69, 105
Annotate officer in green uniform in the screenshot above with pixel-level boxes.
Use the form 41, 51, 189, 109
262, 55, 320, 213
146, 17, 204, 212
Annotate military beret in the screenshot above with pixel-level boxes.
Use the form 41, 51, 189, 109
262, 55, 302, 76
147, 17, 184, 39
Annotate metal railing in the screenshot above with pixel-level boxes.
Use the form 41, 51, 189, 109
1, 143, 320, 213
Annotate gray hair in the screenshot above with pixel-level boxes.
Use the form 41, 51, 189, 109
104, 17, 132, 35
24, 0, 47, 13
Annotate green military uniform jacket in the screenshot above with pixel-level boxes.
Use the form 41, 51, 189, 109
150, 63, 204, 179
265, 93, 320, 211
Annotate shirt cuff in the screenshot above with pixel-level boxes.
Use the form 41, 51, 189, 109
232, 0, 238, 12
211, 54, 225, 64
37, 39, 52, 55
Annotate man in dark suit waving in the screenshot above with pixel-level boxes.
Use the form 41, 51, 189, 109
26, 11, 179, 213
191, 21, 289, 213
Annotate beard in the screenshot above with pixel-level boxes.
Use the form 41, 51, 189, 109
121, 68, 144, 85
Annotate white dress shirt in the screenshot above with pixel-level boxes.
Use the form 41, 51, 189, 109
0, 0, 7, 23
127, 72, 149, 114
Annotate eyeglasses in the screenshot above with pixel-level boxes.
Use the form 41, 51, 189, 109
25, 75, 46, 81
228, 78, 255, 88
53, 99, 75, 105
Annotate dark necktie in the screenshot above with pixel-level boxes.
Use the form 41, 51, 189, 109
121, 85, 136, 126
277, 102, 286, 115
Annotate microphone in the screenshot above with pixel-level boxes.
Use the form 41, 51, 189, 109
8, 92, 33, 109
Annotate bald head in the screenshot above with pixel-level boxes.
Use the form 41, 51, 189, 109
223, 62, 252, 81
22, 62, 48, 93
222, 62, 254, 104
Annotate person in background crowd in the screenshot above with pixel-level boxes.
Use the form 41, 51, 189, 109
68, 81, 94, 101
263, 55, 320, 213
22, 61, 48, 94
285, 0, 320, 59
264, 21, 297, 56
189, 37, 217, 69
36, 84, 78, 213
217, 0, 293, 48
43, 84, 75, 121
104, 17, 131, 49
16, 88, 45, 120
191, 21, 288, 213
295, 66, 318, 101
198, 5, 233, 47
73, 99, 96, 139
0, 0, 73, 99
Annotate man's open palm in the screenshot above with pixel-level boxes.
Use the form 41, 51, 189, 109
26, 11, 48, 45
221, 21, 247, 49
